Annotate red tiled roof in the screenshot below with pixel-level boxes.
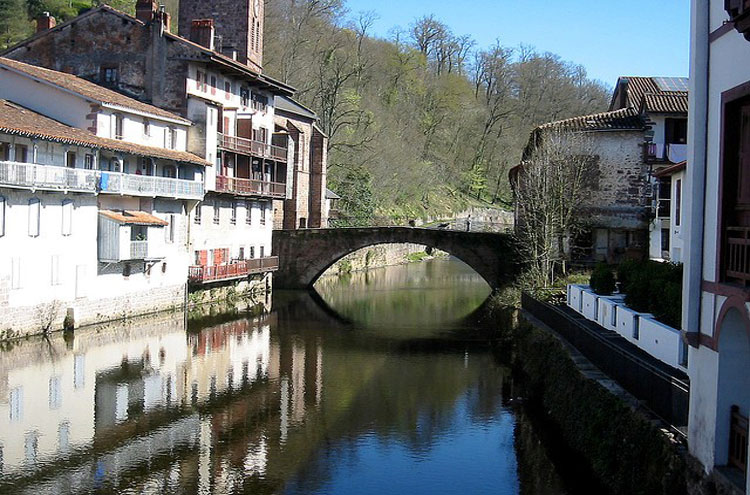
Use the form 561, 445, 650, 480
640, 92, 688, 114
537, 107, 646, 132
0, 99, 210, 166
99, 209, 169, 226
0, 57, 190, 123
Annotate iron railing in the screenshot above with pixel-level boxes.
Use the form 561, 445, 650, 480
188, 256, 279, 283
726, 226, 750, 285
217, 133, 288, 161
215, 175, 286, 198
0, 161, 98, 192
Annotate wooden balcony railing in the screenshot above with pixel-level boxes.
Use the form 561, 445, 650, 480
188, 256, 279, 283
726, 226, 750, 285
215, 175, 286, 198
0, 160, 98, 193
729, 405, 748, 472
217, 133, 288, 161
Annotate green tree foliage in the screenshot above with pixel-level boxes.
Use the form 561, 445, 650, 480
328, 166, 375, 226
264, 2, 610, 220
0, 0, 32, 49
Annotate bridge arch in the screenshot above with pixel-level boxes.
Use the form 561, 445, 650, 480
271, 227, 517, 290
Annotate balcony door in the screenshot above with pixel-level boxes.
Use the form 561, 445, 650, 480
237, 119, 252, 139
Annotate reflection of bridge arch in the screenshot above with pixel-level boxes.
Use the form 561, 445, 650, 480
272, 227, 517, 290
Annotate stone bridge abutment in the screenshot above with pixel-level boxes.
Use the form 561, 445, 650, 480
272, 227, 517, 290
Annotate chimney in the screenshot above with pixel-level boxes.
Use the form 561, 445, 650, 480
190, 19, 215, 50
157, 5, 171, 33
36, 12, 56, 33
136, 0, 158, 24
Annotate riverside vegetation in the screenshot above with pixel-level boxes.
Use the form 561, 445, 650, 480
0, 0, 610, 223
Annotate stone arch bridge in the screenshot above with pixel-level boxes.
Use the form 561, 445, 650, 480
272, 227, 518, 290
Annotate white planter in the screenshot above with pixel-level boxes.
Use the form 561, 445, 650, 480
639, 317, 683, 369
567, 284, 586, 314
581, 289, 599, 321
597, 295, 625, 331
615, 306, 654, 344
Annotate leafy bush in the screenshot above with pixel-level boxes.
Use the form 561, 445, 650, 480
620, 260, 683, 328
590, 263, 616, 295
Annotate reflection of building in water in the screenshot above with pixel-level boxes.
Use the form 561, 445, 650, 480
0, 311, 276, 486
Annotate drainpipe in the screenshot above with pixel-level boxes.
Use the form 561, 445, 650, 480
683, 0, 709, 347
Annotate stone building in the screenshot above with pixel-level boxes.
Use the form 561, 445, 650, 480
1, 0, 329, 290
274, 95, 328, 229
512, 76, 689, 265
0, 59, 208, 337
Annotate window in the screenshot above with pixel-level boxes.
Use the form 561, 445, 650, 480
240, 87, 250, 106
84, 154, 94, 170
24, 431, 38, 464
251, 93, 268, 112
162, 164, 177, 178
661, 228, 671, 254
231, 201, 237, 224
143, 119, 151, 137
73, 355, 85, 389
0, 196, 5, 237
9, 387, 22, 422
260, 201, 266, 225
11, 257, 21, 289
665, 118, 688, 144
675, 179, 682, 226
66, 151, 76, 169
213, 201, 220, 224
101, 66, 118, 85
249, 246, 255, 259
169, 127, 177, 149
239, 247, 245, 260
195, 202, 202, 224
114, 114, 124, 140
165, 214, 175, 243
28, 198, 40, 237
15, 144, 27, 163
0, 142, 9, 160
59, 422, 71, 453
225, 81, 231, 100
51, 255, 61, 286
246, 201, 252, 224
196, 70, 205, 91
211, 75, 217, 95
260, 245, 265, 258
62, 200, 73, 236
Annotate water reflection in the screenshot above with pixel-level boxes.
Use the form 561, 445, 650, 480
0, 259, 573, 494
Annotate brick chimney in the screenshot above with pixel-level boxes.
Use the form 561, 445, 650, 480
136, 0, 158, 23
36, 12, 56, 32
190, 19, 215, 50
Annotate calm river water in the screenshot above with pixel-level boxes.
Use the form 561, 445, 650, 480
0, 258, 579, 494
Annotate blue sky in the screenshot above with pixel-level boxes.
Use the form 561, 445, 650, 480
343, 0, 689, 89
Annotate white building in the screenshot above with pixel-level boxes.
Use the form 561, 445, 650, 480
0, 58, 209, 336
685, 0, 750, 490
651, 161, 687, 262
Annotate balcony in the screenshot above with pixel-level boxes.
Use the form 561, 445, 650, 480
99, 171, 204, 200
217, 133, 288, 161
726, 0, 750, 40
130, 240, 149, 259
725, 226, 750, 285
645, 143, 688, 164
215, 175, 286, 198
0, 160, 98, 193
188, 257, 279, 284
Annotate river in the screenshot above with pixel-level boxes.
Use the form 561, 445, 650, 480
0, 258, 583, 494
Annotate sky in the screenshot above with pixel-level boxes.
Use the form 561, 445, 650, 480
342, 0, 690, 89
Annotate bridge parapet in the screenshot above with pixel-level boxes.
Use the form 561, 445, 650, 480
272, 227, 518, 290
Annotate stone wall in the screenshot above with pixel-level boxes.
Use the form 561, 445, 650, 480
188, 272, 272, 307
323, 243, 432, 276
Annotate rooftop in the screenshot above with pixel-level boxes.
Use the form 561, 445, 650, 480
537, 107, 646, 132
609, 76, 689, 114
0, 57, 190, 123
275, 96, 317, 120
99, 209, 169, 226
0, 99, 210, 166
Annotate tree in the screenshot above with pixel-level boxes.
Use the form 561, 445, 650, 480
512, 128, 597, 286
0, 0, 31, 49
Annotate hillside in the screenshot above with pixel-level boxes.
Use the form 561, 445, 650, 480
0, 0, 611, 222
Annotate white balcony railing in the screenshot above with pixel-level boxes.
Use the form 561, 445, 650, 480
0, 161, 204, 199
130, 240, 149, 259
0, 161, 98, 192
99, 171, 204, 200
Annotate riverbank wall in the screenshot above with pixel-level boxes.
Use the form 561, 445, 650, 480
510, 295, 687, 495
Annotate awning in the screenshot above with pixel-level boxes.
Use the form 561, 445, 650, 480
99, 209, 169, 226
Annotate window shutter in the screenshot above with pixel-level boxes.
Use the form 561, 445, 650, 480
11, 257, 21, 289
0, 196, 5, 237
50, 255, 60, 286
62, 200, 73, 236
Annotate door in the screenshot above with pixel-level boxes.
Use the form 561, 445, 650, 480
237, 119, 252, 139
